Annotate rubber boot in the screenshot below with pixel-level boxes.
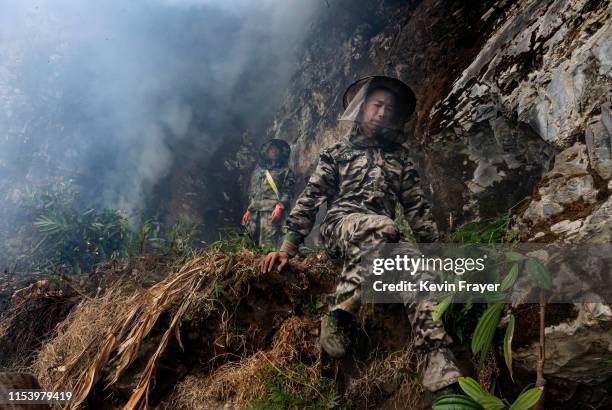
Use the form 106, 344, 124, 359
319, 308, 355, 358
422, 347, 462, 392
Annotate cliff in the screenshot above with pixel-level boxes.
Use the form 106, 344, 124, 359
267, 0, 610, 240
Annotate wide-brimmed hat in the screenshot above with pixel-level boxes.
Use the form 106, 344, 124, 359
258, 138, 291, 168
342, 76, 416, 122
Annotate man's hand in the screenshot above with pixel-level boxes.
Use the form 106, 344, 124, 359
271, 203, 285, 222
260, 251, 289, 273
242, 209, 250, 225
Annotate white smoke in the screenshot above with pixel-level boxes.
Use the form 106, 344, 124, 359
0, 0, 321, 214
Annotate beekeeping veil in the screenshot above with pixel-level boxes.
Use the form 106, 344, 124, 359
258, 138, 291, 169
340, 76, 416, 142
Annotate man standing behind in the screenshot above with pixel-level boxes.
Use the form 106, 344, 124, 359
260, 76, 461, 392
242, 139, 295, 247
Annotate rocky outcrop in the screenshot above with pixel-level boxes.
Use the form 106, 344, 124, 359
586, 103, 612, 181
435, 0, 611, 230
513, 303, 612, 406
518, 142, 601, 240
429, 0, 612, 399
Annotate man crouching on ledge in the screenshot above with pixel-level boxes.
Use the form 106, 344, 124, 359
259, 76, 462, 392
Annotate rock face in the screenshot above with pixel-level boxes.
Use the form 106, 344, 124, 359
513, 304, 612, 405
264, 0, 611, 401
518, 142, 601, 240
586, 103, 612, 180
440, 0, 611, 145
435, 0, 611, 234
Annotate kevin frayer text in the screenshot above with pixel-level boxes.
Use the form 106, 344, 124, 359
372, 280, 500, 293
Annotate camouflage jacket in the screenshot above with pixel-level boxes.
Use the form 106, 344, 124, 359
247, 165, 295, 212
283, 130, 440, 245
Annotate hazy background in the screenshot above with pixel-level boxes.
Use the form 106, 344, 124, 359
0, 0, 321, 216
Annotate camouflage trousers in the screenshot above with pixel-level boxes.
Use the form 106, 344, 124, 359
244, 210, 284, 247
320, 213, 453, 353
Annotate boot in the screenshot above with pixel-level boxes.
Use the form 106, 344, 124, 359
319, 309, 354, 358
422, 347, 462, 392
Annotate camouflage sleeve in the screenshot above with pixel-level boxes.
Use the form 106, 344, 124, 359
282, 150, 338, 247
399, 158, 440, 243
279, 169, 295, 208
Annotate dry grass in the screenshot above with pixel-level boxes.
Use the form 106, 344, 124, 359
165, 317, 320, 409
32, 289, 131, 389
26, 247, 427, 409
30, 249, 266, 409
345, 341, 426, 410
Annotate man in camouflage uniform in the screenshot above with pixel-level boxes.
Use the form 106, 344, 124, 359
242, 139, 295, 247
260, 76, 461, 392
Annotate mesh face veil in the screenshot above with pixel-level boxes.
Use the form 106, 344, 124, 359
258, 138, 291, 168
339, 76, 416, 139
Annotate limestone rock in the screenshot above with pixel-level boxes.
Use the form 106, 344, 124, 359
440, 0, 611, 149
522, 143, 599, 225
586, 103, 612, 180
550, 219, 583, 235
574, 194, 612, 243
514, 304, 612, 386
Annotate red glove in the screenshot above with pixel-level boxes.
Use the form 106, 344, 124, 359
242, 209, 250, 225
271, 203, 285, 222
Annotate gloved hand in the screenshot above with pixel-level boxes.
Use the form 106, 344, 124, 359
242, 209, 250, 225
271, 203, 285, 222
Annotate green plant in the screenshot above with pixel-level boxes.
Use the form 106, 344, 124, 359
440, 209, 553, 408
135, 218, 200, 255
433, 394, 482, 409
3, 181, 203, 275
246, 364, 343, 409
441, 250, 551, 393
471, 303, 504, 369
138, 218, 161, 253
31, 206, 130, 274
212, 282, 232, 303
433, 377, 542, 410
209, 228, 276, 254
503, 315, 515, 380
302, 296, 325, 319
166, 220, 200, 253
451, 199, 526, 244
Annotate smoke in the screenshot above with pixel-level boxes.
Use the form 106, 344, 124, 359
0, 0, 320, 214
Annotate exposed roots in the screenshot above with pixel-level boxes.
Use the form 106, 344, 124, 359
29, 249, 337, 409
23, 248, 431, 409
32, 289, 133, 390
165, 317, 320, 409
0, 279, 79, 370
